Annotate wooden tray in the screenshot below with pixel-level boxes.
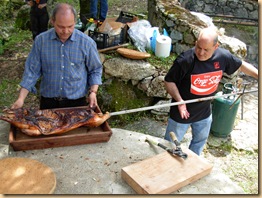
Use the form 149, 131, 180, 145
8, 106, 112, 151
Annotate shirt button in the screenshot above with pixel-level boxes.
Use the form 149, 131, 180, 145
61, 77, 64, 79
62, 66, 64, 68
62, 54, 64, 57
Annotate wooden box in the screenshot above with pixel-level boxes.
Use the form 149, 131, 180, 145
8, 107, 112, 151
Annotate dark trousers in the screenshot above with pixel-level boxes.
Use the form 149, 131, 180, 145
40, 96, 87, 110
30, 7, 49, 40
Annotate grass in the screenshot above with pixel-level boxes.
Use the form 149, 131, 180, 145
0, 28, 32, 56
147, 50, 177, 71
223, 150, 258, 194
107, 0, 148, 17
0, 29, 35, 112
0, 79, 20, 110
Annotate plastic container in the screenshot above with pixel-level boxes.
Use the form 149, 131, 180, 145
85, 18, 96, 32
210, 83, 240, 138
75, 15, 83, 30
88, 28, 125, 49
116, 11, 137, 23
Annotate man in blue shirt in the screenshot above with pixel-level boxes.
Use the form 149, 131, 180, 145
11, 3, 103, 110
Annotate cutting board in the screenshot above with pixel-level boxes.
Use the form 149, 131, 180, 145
121, 148, 213, 194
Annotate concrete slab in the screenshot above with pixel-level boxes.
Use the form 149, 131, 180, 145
0, 121, 244, 194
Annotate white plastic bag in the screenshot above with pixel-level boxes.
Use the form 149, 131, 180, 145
127, 20, 152, 52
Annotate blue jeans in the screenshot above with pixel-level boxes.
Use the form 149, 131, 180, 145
90, 0, 108, 21
164, 115, 212, 155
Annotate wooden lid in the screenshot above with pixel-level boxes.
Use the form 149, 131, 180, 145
0, 157, 56, 194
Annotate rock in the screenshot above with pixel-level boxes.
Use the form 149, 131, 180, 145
103, 57, 156, 81
218, 35, 247, 59
145, 75, 169, 98
150, 99, 171, 116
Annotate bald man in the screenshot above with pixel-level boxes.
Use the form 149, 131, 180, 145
164, 27, 258, 155
12, 3, 102, 110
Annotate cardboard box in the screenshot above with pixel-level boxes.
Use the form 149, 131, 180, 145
98, 17, 125, 34
86, 17, 126, 49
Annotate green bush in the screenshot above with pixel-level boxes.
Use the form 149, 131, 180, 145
0, 39, 3, 55
14, 5, 31, 30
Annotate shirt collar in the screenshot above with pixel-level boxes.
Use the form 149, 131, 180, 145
50, 28, 77, 42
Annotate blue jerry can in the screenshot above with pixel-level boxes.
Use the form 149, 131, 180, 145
210, 83, 240, 138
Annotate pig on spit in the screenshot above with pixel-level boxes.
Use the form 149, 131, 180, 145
0, 107, 111, 136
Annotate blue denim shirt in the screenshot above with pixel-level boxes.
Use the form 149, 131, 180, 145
20, 28, 103, 99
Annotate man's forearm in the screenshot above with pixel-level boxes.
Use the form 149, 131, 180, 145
239, 61, 258, 79
164, 81, 183, 102
18, 87, 30, 102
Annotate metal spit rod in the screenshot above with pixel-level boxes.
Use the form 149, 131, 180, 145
109, 89, 258, 116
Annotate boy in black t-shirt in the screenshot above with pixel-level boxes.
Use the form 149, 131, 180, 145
164, 27, 258, 155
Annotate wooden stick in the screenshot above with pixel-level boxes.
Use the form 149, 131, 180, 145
98, 43, 129, 53
213, 19, 257, 26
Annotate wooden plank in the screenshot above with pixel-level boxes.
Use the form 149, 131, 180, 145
212, 19, 257, 26
121, 148, 213, 194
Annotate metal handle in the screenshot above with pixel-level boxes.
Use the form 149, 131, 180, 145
146, 137, 168, 150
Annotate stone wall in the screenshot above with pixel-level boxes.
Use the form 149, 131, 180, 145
180, 0, 258, 20
148, 0, 204, 55
179, 0, 259, 66
147, 0, 247, 59
147, 0, 258, 67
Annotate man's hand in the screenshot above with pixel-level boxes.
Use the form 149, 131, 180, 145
38, 3, 47, 9
11, 99, 24, 109
88, 92, 97, 109
178, 103, 190, 119
11, 87, 29, 109
27, 0, 33, 6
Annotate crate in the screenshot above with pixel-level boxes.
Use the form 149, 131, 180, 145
88, 27, 126, 49
116, 11, 137, 23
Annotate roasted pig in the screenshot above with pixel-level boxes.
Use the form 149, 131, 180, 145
0, 107, 110, 136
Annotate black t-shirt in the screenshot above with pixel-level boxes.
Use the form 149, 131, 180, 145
164, 47, 242, 123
